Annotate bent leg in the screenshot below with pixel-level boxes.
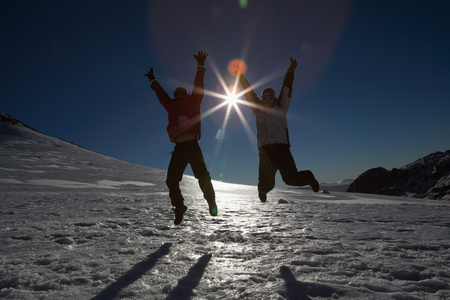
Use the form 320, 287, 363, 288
166, 147, 189, 208
188, 142, 215, 204
258, 147, 277, 196
278, 145, 320, 192
298, 170, 320, 192
277, 145, 301, 186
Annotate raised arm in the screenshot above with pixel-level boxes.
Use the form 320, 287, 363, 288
234, 66, 260, 112
192, 51, 208, 100
145, 67, 171, 109
272, 57, 298, 108
282, 57, 297, 92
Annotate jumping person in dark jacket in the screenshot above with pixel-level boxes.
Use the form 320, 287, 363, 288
145, 51, 217, 225
234, 58, 319, 202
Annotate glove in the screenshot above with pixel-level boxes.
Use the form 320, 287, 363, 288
234, 65, 243, 77
193, 51, 208, 66
288, 57, 298, 72
145, 68, 156, 82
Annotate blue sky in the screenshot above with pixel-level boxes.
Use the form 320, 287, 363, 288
2, 0, 450, 186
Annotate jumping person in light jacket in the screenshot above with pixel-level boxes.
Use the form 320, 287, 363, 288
234, 57, 319, 202
145, 51, 217, 225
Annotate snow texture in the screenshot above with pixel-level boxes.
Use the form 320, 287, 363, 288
1, 117, 450, 299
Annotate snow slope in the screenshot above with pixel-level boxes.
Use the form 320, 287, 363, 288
1, 117, 450, 299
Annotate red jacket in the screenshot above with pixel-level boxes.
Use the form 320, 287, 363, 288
151, 66, 206, 139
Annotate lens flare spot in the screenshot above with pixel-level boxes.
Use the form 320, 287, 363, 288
228, 59, 247, 76
215, 129, 225, 140
177, 115, 189, 126
239, 0, 248, 9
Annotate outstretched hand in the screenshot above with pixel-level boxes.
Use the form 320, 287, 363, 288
234, 65, 242, 77
145, 67, 156, 82
233, 66, 242, 77
289, 57, 298, 71
194, 51, 208, 66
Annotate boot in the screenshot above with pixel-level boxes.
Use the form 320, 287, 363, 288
173, 205, 187, 225
258, 191, 267, 202
306, 170, 320, 192
208, 201, 218, 216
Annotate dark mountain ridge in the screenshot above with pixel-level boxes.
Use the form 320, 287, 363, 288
348, 151, 450, 200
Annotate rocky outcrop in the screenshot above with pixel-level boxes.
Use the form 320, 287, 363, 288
348, 151, 450, 200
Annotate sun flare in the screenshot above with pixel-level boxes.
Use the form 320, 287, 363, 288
225, 86, 239, 107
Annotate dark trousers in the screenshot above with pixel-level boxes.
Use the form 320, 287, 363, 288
166, 140, 215, 208
258, 143, 312, 194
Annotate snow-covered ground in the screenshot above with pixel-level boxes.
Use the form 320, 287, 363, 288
1, 122, 450, 300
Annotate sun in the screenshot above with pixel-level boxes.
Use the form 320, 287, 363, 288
225, 86, 239, 107
196, 58, 257, 148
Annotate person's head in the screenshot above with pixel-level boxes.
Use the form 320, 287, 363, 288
174, 87, 188, 99
261, 88, 276, 106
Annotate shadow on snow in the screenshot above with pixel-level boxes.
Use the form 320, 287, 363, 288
91, 242, 172, 300
90, 243, 212, 300
166, 253, 212, 300
279, 266, 342, 300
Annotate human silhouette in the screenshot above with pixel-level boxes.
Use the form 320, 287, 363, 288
234, 58, 319, 202
145, 51, 217, 224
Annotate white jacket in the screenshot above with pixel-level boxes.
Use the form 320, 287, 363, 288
239, 70, 294, 148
